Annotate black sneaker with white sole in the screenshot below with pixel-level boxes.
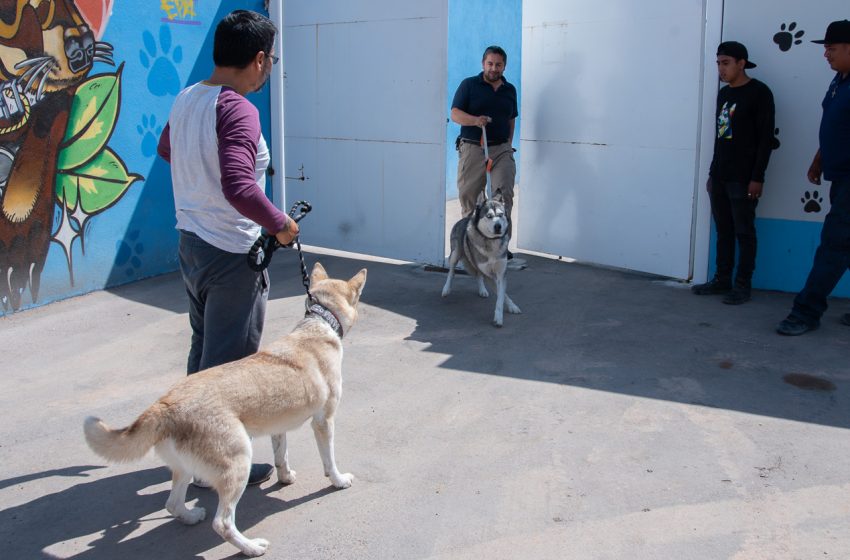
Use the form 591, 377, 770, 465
191, 463, 273, 489
247, 463, 273, 486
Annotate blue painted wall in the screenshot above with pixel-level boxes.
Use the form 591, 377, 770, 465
2, 1, 272, 315
710, 217, 850, 298
446, 0, 522, 199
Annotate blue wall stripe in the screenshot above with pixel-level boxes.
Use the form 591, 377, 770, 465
709, 217, 850, 297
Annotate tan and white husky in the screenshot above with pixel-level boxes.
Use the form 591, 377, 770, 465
84, 262, 366, 557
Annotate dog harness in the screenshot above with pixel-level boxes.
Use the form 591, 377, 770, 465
306, 302, 344, 338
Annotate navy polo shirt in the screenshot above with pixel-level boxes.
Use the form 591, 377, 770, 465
452, 72, 518, 145
819, 72, 850, 181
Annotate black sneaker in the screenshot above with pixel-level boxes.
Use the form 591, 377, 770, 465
247, 463, 273, 486
841, 313, 850, 327
776, 316, 818, 336
722, 288, 751, 305
691, 277, 732, 295
722, 280, 751, 305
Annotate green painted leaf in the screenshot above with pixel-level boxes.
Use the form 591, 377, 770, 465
56, 171, 79, 209
58, 66, 123, 170
56, 148, 142, 214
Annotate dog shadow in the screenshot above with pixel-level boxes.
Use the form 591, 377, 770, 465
0, 465, 338, 559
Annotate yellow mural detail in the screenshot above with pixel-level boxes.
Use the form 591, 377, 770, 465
79, 177, 95, 194
161, 0, 195, 21
73, 97, 98, 136
80, 117, 104, 141
80, 169, 107, 194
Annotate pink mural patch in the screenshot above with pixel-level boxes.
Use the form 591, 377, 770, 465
76, 0, 113, 38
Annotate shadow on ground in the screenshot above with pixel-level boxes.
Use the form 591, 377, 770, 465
103, 247, 315, 315
310, 250, 850, 431
0, 466, 338, 559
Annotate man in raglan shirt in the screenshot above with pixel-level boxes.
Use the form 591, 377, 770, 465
157, 10, 297, 486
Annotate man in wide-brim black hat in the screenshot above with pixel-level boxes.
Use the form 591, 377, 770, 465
777, 20, 850, 335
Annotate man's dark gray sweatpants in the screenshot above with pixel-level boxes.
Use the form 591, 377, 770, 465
178, 230, 269, 374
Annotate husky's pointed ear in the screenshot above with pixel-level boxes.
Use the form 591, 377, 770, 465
493, 188, 504, 203
348, 268, 367, 300
310, 262, 329, 286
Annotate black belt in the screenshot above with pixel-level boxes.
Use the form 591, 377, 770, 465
460, 137, 507, 146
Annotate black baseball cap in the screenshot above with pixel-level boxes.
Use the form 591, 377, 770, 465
811, 20, 850, 44
717, 41, 756, 69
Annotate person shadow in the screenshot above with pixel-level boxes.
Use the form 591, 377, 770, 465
0, 465, 337, 559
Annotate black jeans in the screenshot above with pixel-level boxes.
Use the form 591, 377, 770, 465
709, 180, 758, 283
790, 177, 850, 325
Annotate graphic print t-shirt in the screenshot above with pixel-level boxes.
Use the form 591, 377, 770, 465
709, 78, 776, 184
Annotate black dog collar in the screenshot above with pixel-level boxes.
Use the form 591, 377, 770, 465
306, 302, 344, 338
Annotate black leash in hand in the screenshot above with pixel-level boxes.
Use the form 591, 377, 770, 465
247, 201, 316, 302
292, 223, 317, 304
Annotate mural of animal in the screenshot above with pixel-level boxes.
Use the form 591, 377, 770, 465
0, 0, 114, 311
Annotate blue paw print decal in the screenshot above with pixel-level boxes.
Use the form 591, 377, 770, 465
116, 230, 145, 277
137, 114, 163, 158
140, 25, 183, 97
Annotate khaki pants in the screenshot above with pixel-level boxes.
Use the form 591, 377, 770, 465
457, 141, 516, 220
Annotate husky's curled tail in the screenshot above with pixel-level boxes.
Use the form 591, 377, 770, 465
84, 406, 164, 463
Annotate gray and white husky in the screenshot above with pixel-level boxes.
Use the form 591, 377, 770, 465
442, 192, 521, 327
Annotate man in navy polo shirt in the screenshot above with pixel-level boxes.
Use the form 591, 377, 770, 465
451, 45, 519, 258
777, 20, 850, 335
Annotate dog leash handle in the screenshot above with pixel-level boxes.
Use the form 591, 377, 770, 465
247, 201, 312, 272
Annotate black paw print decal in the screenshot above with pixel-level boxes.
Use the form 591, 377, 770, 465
801, 190, 823, 213
774, 22, 805, 52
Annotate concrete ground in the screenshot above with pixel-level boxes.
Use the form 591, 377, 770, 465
2, 204, 850, 559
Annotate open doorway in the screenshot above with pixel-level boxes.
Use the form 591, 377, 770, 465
445, 0, 523, 263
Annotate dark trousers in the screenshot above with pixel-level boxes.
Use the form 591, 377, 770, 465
178, 230, 269, 374
790, 177, 850, 325
709, 180, 758, 283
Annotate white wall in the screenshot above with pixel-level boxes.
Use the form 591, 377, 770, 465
722, 1, 844, 223
519, 0, 718, 279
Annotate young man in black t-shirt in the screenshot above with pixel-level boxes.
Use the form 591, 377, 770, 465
692, 41, 776, 305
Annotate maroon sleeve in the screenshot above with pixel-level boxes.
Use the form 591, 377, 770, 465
157, 123, 171, 163
216, 89, 288, 233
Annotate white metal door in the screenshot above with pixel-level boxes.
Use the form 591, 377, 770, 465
276, 1, 448, 264
519, 0, 720, 279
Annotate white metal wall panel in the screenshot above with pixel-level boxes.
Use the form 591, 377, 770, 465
722, 0, 847, 223
282, 1, 447, 263
520, 0, 711, 278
